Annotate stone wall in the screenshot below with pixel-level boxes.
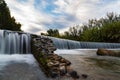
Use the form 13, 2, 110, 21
31, 35, 56, 76
31, 35, 79, 79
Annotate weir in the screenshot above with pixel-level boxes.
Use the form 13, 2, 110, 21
49, 37, 120, 49
0, 30, 31, 54
0, 30, 48, 80
0, 30, 120, 80
0, 30, 120, 54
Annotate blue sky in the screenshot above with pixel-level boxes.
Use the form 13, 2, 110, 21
5, 0, 120, 34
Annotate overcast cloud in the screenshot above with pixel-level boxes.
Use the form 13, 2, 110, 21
5, 0, 120, 34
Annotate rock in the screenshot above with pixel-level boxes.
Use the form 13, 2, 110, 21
51, 67, 59, 72
60, 63, 66, 66
60, 58, 67, 63
66, 61, 71, 66
60, 66, 67, 76
47, 62, 54, 67
60, 58, 71, 66
81, 74, 88, 79
66, 66, 79, 79
50, 71, 58, 78
66, 66, 73, 73
53, 61, 59, 67
47, 61, 59, 67
69, 70, 79, 79
55, 56, 62, 61
60, 69, 67, 76
97, 48, 120, 57
60, 66, 65, 70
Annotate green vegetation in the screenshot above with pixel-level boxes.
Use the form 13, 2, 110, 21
0, 0, 21, 31
38, 53, 50, 76
41, 29, 60, 38
33, 52, 50, 77
42, 12, 120, 43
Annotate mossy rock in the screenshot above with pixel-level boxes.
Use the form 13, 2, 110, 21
97, 48, 120, 57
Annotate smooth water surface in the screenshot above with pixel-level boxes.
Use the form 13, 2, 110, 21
55, 49, 120, 80
0, 54, 48, 80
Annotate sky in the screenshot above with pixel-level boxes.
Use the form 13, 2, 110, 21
5, 0, 120, 34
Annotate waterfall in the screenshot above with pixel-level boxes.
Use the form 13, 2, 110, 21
0, 30, 120, 54
49, 37, 120, 49
0, 30, 31, 54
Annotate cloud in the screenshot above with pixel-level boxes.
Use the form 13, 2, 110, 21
5, 0, 120, 34
5, 0, 53, 34
53, 0, 120, 22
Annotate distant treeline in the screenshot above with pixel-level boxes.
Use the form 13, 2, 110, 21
0, 0, 21, 31
42, 12, 120, 43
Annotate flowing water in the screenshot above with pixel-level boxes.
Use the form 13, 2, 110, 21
0, 54, 48, 80
49, 37, 120, 49
0, 30, 48, 80
55, 49, 120, 80
0, 30, 31, 54
0, 30, 120, 80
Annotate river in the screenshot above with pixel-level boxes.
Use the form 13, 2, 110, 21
0, 49, 120, 80
55, 49, 120, 80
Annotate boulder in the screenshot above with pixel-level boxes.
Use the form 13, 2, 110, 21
97, 48, 120, 57
50, 71, 58, 78
60, 65, 67, 76
69, 70, 79, 79
81, 74, 88, 79
60, 58, 66, 63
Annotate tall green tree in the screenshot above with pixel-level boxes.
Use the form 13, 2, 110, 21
0, 0, 21, 31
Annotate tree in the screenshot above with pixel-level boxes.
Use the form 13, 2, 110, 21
0, 0, 21, 31
47, 29, 60, 37
80, 12, 120, 43
43, 12, 120, 43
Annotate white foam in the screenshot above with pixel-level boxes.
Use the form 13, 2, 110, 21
0, 54, 36, 70
55, 49, 120, 54
55, 49, 97, 55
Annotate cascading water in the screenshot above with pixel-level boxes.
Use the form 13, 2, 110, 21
0, 30, 120, 52
49, 37, 120, 49
0, 30, 49, 80
0, 30, 31, 54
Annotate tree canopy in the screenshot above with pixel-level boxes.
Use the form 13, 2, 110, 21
41, 29, 60, 37
0, 0, 21, 31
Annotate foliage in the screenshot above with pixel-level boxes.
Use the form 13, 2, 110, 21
80, 12, 120, 42
41, 29, 60, 37
60, 25, 81, 41
40, 12, 120, 43
42, 12, 120, 43
0, 0, 21, 31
